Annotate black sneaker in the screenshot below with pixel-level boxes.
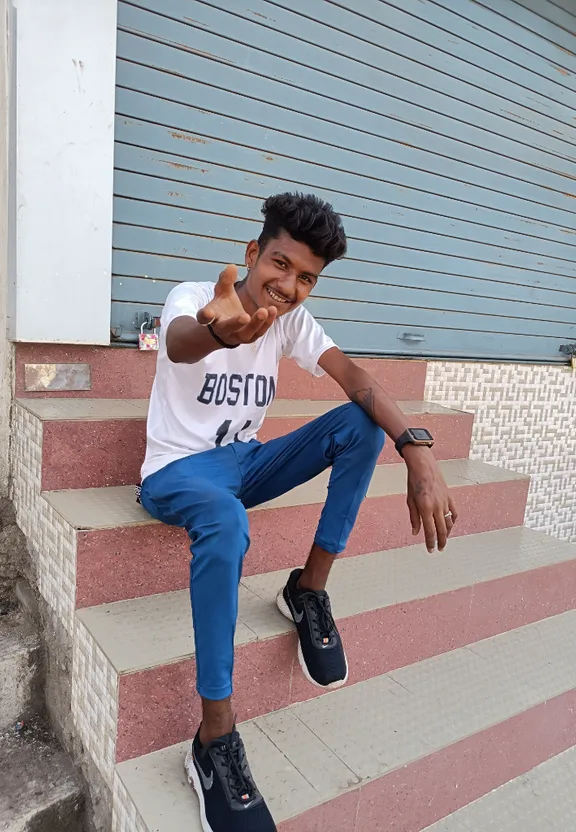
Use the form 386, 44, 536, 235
185, 727, 277, 832
276, 568, 348, 689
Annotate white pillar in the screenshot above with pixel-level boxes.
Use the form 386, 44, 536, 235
0, 0, 11, 493
8, 0, 117, 344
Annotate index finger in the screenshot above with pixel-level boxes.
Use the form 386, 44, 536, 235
215, 264, 239, 295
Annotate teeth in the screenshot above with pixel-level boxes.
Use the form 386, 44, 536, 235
267, 287, 288, 303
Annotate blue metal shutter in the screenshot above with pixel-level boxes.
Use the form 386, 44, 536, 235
112, 0, 576, 361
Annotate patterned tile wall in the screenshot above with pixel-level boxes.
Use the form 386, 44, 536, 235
12, 402, 120, 788
71, 618, 119, 785
11, 404, 77, 632
112, 772, 148, 832
425, 362, 576, 543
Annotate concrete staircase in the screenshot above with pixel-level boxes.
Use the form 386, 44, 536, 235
11, 348, 576, 830
0, 612, 84, 832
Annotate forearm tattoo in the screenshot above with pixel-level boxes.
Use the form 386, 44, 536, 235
351, 387, 376, 420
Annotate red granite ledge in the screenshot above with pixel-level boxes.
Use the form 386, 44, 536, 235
114, 556, 576, 762
40, 410, 472, 490
41, 420, 147, 491
15, 343, 425, 401
280, 688, 576, 831
277, 358, 427, 401
76, 479, 529, 608
116, 633, 297, 762
279, 790, 360, 832
15, 344, 158, 399
250, 410, 472, 465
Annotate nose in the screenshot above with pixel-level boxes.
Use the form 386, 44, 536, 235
276, 273, 298, 298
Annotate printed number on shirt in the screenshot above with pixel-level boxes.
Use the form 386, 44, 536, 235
215, 420, 252, 447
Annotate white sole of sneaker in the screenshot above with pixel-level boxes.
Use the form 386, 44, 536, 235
276, 588, 348, 690
184, 749, 214, 832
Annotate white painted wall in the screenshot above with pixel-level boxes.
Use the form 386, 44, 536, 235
0, 0, 12, 495
8, 0, 117, 344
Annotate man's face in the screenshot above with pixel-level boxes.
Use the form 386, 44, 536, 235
243, 230, 324, 317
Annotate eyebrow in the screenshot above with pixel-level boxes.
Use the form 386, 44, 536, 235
270, 250, 319, 280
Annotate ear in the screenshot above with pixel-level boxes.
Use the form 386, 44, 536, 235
245, 239, 259, 269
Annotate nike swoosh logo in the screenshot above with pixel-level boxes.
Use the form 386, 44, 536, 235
288, 597, 304, 624
196, 759, 214, 791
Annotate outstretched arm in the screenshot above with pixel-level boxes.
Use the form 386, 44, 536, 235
319, 347, 458, 553
166, 265, 277, 364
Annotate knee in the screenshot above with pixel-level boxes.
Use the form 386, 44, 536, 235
188, 491, 250, 555
341, 402, 385, 455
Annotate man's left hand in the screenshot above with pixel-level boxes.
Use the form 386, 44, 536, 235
403, 446, 458, 553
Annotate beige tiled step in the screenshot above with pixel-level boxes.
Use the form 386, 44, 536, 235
78, 527, 575, 676
86, 526, 576, 775
17, 397, 463, 421
45, 458, 527, 530
424, 745, 576, 831
113, 610, 576, 831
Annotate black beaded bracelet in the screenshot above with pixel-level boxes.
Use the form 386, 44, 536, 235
207, 324, 240, 349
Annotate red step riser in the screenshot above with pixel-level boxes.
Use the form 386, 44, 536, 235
41, 411, 473, 490
115, 557, 576, 763
76, 479, 529, 608
16, 344, 426, 400
280, 688, 576, 831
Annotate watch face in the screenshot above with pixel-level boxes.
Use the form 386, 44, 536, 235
410, 428, 433, 441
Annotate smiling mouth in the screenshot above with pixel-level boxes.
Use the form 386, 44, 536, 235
266, 286, 291, 304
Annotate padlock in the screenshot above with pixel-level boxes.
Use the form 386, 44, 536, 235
138, 321, 159, 351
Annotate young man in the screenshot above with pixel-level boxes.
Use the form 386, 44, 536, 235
140, 193, 457, 832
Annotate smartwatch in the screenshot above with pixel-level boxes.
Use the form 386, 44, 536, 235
395, 428, 434, 458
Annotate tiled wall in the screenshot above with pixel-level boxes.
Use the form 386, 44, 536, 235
11, 404, 77, 632
425, 362, 576, 544
72, 619, 119, 785
112, 773, 149, 832
11, 402, 119, 789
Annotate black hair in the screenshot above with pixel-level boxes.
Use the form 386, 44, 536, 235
258, 192, 347, 266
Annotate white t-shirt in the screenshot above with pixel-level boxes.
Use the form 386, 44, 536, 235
141, 282, 336, 481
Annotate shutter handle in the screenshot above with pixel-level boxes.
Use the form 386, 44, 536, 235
397, 332, 425, 343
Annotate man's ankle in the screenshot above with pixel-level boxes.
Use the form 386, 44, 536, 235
297, 544, 335, 592
199, 719, 235, 747
296, 571, 327, 592
199, 697, 235, 746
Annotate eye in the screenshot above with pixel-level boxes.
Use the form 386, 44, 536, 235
274, 259, 287, 270
299, 275, 312, 284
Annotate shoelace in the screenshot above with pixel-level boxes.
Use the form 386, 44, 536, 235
215, 737, 256, 803
301, 591, 337, 643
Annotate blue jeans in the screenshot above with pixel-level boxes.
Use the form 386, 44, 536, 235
140, 403, 384, 700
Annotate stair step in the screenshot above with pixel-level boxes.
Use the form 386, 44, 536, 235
424, 744, 576, 831
15, 347, 426, 401
16, 397, 472, 490
112, 610, 576, 831
43, 458, 529, 608
0, 729, 84, 832
0, 614, 41, 731
76, 527, 576, 762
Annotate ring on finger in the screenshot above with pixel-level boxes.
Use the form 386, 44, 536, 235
201, 316, 217, 327
444, 511, 453, 519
